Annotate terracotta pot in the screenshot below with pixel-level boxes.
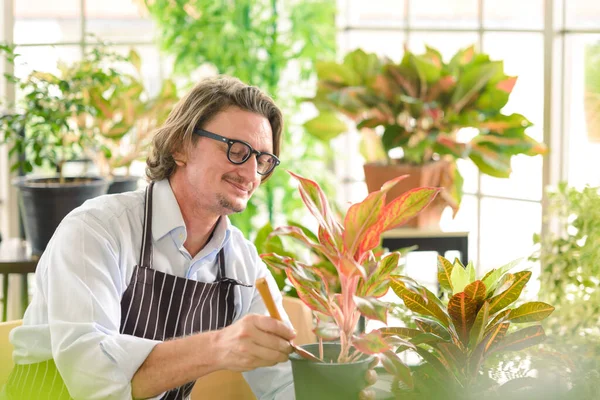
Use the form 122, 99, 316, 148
363, 160, 450, 228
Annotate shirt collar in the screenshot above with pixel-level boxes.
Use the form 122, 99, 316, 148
151, 179, 231, 251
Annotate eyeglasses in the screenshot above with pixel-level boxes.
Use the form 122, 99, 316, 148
193, 128, 280, 175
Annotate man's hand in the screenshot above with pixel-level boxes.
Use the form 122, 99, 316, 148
359, 358, 379, 400
213, 314, 296, 372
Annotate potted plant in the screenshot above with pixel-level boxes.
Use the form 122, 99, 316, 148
0, 43, 108, 255
304, 45, 547, 227
261, 171, 440, 399
379, 256, 555, 399
73, 45, 179, 193
530, 183, 600, 386
584, 40, 600, 142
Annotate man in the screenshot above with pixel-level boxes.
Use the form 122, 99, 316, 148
4, 76, 376, 399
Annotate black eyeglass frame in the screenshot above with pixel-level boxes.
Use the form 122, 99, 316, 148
193, 128, 280, 175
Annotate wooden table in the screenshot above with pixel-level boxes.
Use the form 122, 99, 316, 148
0, 239, 38, 321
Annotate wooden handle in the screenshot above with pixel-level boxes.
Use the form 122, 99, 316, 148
255, 277, 282, 321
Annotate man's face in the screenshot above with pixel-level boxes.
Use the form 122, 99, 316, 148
175, 107, 273, 215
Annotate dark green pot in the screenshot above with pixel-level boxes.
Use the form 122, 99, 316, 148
289, 343, 375, 400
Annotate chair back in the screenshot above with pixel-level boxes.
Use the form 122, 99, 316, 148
0, 320, 22, 386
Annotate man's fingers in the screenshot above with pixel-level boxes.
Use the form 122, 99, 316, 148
254, 315, 296, 341
358, 389, 376, 400
365, 369, 378, 386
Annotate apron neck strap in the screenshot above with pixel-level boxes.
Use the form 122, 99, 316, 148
139, 181, 155, 268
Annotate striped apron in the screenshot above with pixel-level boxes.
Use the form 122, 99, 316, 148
3, 181, 247, 399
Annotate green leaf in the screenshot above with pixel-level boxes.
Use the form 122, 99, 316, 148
414, 317, 452, 341
303, 112, 347, 141
128, 49, 142, 74
354, 295, 389, 323
391, 278, 451, 327
470, 322, 510, 377
380, 350, 414, 389
378, 327, 422, 339
508, 302, 555, 323
437, 256, 454, 292
466, 261, 476, 283
482, 257, 524, 295
450, 261, 470, 294
487, 271, 532, 314
486, 309, 511, 333
469, 302, 490, 348
491, 325, 546, 354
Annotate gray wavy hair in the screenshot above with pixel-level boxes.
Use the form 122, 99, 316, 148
146, 76, 283, 181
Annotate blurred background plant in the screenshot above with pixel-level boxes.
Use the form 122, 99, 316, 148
73, 42, 180, 179
584, 40, 600, 142
141, 0, 338, 237
530, 183, 600, 385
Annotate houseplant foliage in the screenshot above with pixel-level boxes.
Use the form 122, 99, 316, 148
380, 256, 554, 398
0, 43, 94, 180
584, 40, 600, 142
530, 183, 600, 381
73, 45, 179, 180
305, 45, 547, 214
261, 171, 440, 389
141, 0, 338, 242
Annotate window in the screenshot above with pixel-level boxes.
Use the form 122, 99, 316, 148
340, 0, 600, 277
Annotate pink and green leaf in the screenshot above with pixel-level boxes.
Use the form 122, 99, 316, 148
378, 327, 422, 339
353, 330, 392, 354
343, 175, 408, 257
353, 295, 389, 324
314, 319, 340, 340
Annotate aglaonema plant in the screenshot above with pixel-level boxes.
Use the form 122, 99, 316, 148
261, 171, 440, 389
380, 256, 555, 398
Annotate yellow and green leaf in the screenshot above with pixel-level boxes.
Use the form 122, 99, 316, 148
491, 325, 546, 353
437, 255, 454, 292
508, 302, 555, 323
487, 271, 531, 314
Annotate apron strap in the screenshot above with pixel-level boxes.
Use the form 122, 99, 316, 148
138, 181, 155, 269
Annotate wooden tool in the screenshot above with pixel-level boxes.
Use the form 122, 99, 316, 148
255, 278, 322, 363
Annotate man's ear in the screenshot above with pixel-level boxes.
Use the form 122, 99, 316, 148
173, 150, 187, 167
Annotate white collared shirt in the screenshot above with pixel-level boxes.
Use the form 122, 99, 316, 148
10, 179, 294, 399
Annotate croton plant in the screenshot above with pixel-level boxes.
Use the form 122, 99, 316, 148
380, 256, 555, 397
304, 45, 547, 213
261, 171, 440, 388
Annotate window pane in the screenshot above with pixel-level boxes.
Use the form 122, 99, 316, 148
566, 0, 600, 29
479, 197, 541, 274
13, 45, 82, 79
408, 32, 479, 60
480, 33, 544, 200
483, 0, 544, 29
85, 0, 154, 42
14, 0, 81, 44
347, 0, 405, 28
410, 0, 478, 29
344, 30, 405, 61
440, 194, 478, 264
566, 34, 600, 187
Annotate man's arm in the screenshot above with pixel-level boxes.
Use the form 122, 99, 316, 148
132, 314, 295, 399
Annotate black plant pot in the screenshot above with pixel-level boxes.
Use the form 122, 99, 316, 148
14, 176, 109, 255
107, 175, 140, 194
289, 343, 375, 400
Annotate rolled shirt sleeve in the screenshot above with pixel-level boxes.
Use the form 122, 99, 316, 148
42, 213, 159, 399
